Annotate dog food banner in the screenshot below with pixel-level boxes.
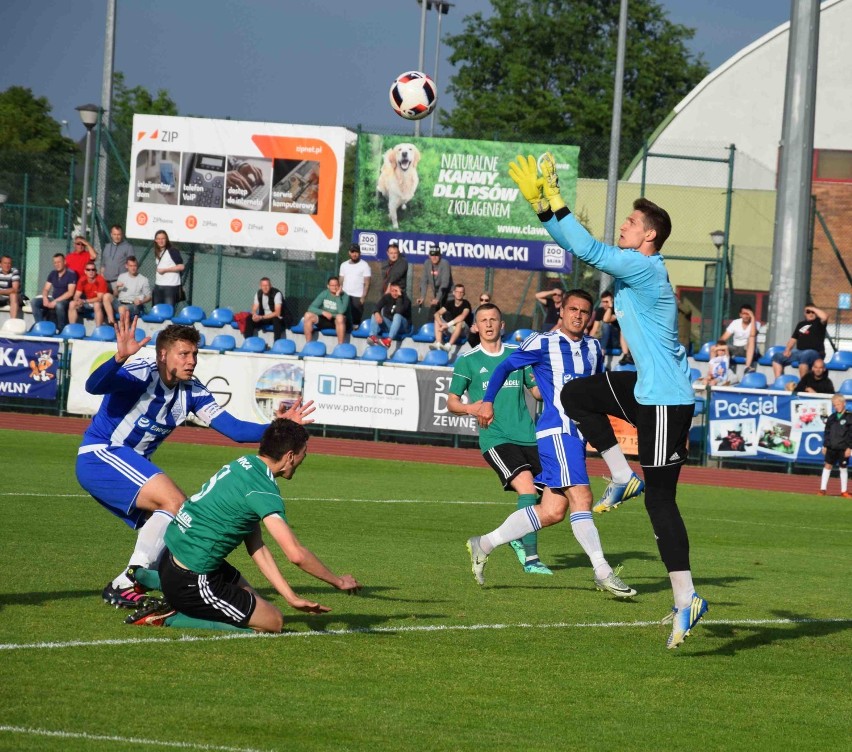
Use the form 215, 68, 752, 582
0, 336, 60, 400
706, 386, 849, 465
353, 134, 580, 272
126, 114, 350, 253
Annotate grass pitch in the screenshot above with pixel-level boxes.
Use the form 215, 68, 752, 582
0, 430, 850, 752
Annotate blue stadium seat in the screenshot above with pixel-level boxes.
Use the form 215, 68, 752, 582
758, 345, 786, 367
690, 367, 702, 382
200, 307, 234, 328
140, 303, 173, 324
612, 362, 637, 372
329, 343, 357, 359
299, 340, 326, 358
360, 345, 387, 362
421, 349, 450, 367
505, 328, 535, 343
57, 323, 86, 341
28, 321, 57, 337
206, 334, 236, 353
290, 319, 305, 335
237, 336, 267, 353
838, 379, 852, 396
270, 338, 297, 355
770, 375, 798, 391
411, 322, 435, 343
825, 351, 852, 371
171, 305, 205, 325
134, 327, 147, 343
390, 347, 418, 364
692, 341, 713, 362
351, 319, 371, 339
739, 372, 767, 389
89, 324, 117, 342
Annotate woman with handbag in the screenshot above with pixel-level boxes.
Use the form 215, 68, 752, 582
152, 230, 185, 308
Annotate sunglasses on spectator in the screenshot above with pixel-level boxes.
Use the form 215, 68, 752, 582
75, 242, 86, 247
85, 267, 96, 271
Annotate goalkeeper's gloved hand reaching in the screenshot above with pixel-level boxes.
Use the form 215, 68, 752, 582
538, 152, 566, 212
508, 155, 549, 214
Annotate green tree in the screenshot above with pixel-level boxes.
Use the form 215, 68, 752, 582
441, 0, 709, 177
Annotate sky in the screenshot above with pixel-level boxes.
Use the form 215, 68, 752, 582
0, 0, 795, 142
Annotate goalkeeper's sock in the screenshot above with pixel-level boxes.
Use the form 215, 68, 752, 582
516, 493, 540, 558
164, 613, 253, 632
481, 506, 541, 554
669, 570, 696, 610
820, 467, 831, 491
600, 446, 634, 485
569, 511, 610, 580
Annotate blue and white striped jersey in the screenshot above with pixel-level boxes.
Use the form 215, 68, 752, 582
483, 331, 603, 439
81, 356, 223, 458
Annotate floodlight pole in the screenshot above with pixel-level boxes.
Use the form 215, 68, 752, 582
415, 0, 428, 138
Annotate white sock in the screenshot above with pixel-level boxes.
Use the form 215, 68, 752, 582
112, 510, 174, 588
481, 507, 540, 554
820, 468, 831, 491
669, 570, 695, 610
600, 445, 633, 484
569, 511, 611, 580
841, 467, 848, 493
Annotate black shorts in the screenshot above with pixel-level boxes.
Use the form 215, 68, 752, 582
159, 552, 256, 628
482, 443, 543, 491
824, 448, 849, 468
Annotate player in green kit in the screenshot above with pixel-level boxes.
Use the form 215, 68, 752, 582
127, 419, 362, 631
447, 302, 551, 575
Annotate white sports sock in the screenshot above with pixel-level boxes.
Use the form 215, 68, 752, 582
820, 468, 831, 491
112, 510, 174, 588
600, 445, 634, 484
669, 570, 695, 610
841, 467, 848, 493
569, 511, 610, 580
481, 507, 540, 554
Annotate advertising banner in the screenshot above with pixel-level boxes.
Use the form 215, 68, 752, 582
0, 336, 60, 400
353, 134, 579, 272
416, 367, 478, 436
707, 386, 848, 465
126, 114, 349, 252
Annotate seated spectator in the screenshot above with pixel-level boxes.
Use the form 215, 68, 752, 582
693, 341, 737, 388
431, 283, 472, 352
787, 358, 834, 394
105, 256, 151, 319
367, 282, 412, 347
245, 277, 286, 341
772, 305, 828, 379
721, 304, 761, 373
381, 240, 408, 294
32, 253, 77, 331
0, 255, 22, 319
65, 236, 98, 281
69, 262, 114, 326
302, 276, 349, 344
535, 285, 564, 331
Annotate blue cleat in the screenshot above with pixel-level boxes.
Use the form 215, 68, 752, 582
509, 539, 527, 567
523, 558, 553, 575
666, 593, 709, 649
593, 472, 645, 513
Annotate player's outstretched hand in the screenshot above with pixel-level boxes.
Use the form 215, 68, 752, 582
114, 308, 150, 362
337, 575, 362, 595
474, 401, 495, 428
290, 598, 332, 614
508, 155, 549, 214
538, 152, 566, 212
277, 398, 316, 424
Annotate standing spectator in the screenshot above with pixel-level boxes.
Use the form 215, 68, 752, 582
367, 282, 412, 347
69, 262, 114, 327
416, 246, 453, 315
819, 393, 852, 497
0, 255, 22, 319
152, 230, 185, 308
31, 253, 77, 330
381, 240, 408, 293
302, 276, 349, 344
592, 289, 620, 353
338, 243, 371, 326
432, 283, 472, 351
788, 358, 834, 394
721, 304, 761, 373
66, 236, 98, 280
772, 305, 829, 379
676, 292, 699, 356
106, 256, 151, 319
101, 224, 134, 292
245, 277, 286, 341
535, 285, 564, 331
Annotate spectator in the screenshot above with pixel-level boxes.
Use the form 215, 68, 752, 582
535, 285, 564, 331
245, 277, 286, 341
787, 358, 834, 394
69, 262, 114, 327
592, 289, 619, 353
381, 240, 408, 293
721, 304, 761, 373
152, 230, 185, 308
819, 393, 852, 497
65, 236, 98, 281
105, 256, 151, 319
432, 283, 472, 352
676, 292, 699, 356
417, 246, 453, 315
303, 276, 349, 344
0, 255, 22, 319
100, 224, 134, 292
31, 253, 77, 330
339, 243, 371, 326
772, 305, 829, 379
692, 341, 736, 388
367, 282, 412, 347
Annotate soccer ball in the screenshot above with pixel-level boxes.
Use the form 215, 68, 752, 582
389, 71, 437, 121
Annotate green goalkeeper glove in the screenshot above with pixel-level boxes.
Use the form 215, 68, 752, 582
508, 155, 549, 214
539, 152, 566, 212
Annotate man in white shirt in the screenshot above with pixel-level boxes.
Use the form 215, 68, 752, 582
721, 304, 761, 373
104, 256, 152, 319
339, 243, 371, 326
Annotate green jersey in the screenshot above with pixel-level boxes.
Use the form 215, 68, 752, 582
450, 343, 537, 452
165, 455, 286, 573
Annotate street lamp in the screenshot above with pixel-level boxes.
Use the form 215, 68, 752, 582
415, 0, 453, 138
76, 103, 101, 239
710, 229, 725, 252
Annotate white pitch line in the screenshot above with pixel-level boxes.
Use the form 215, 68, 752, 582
1, 617, 848, 652
0, 725, 269, 752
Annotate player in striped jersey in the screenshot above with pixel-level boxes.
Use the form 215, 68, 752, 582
76, 310, 314, 609
466, 289, 636, 598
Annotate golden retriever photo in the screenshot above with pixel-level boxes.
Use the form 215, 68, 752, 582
376, 142, 421, 229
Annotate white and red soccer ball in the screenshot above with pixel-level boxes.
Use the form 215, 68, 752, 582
389, 71, 437, 121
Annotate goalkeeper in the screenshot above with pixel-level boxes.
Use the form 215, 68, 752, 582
506, 154, 706, 649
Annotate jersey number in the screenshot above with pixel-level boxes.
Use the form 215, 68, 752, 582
188, 465, 232, 503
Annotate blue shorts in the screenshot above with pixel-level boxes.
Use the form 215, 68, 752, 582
76, 444, 163, 530
535, 432, 589, 489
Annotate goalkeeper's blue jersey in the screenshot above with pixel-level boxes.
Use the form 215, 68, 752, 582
483, 330, 603, 439
543, 212, 693, 406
